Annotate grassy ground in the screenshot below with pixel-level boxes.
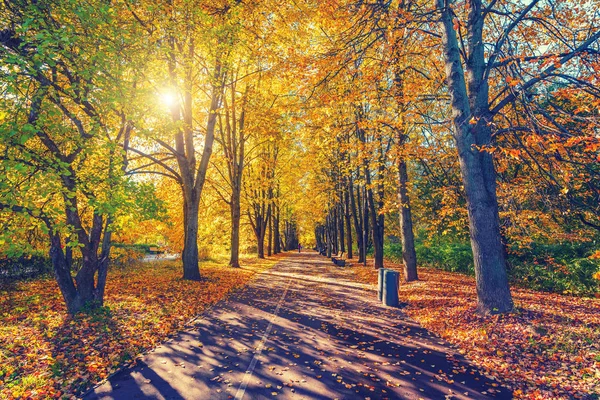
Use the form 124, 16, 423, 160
0, 254, 281, 399
351, 262, 600, 400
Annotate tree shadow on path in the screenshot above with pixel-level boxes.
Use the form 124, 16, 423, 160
87, 251, 512, 400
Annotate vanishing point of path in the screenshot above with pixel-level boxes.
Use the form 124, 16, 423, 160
87, 252, 512, 400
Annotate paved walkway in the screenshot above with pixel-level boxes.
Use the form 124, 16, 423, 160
87, 252, 511, 399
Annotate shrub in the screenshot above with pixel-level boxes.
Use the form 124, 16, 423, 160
0, 254, 52, 281
386, 236, 599, 296
414, 239, 474, 274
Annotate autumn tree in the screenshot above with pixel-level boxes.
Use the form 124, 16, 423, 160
125, 1, 238, 280
0, 1, 149, 313
433, 0, 600, 313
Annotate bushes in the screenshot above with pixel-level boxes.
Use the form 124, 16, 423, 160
385, 236, 600, 296
414, 239, 474, 274
508, 242, 600, 296
382, 239, 474, 274
0, 254, 53, 281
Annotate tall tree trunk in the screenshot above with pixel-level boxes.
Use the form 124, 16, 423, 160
365, 165, 384, 269
437, 0, 512, 314
229, 187, 241, 268
332, 208, 339, 254
182, 195, 201, 280
398, 159, 418, 281
338, 201, 345, 253
351, 177, 364, 263
274, 204, 281, 254
344, 183, 353, 259
257, 237, 265, 259
362, 185, 369, 266
393, 65, 418, 281
267, 206, 273, 256
326, 216, 332, 257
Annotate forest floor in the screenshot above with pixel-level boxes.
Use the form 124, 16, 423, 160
2, 252, 598, 399
352, 260, 600, 399
87, 251, 509, 400
0, 254, 280, 399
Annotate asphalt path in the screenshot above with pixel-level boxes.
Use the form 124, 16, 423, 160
86, 251, 511, 400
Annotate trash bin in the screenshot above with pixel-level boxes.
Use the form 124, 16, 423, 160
377, 268, 387, 301
382, 269, 400, 307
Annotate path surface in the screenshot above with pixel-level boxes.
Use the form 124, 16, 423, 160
87, 252, 511, 400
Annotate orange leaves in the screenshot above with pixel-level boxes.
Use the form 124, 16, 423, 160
505, 76, 520, 87
0, 256, 276, 399
351, 264, 600, 399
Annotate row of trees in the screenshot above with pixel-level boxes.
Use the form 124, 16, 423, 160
1, 0, 598, 316
0, 0, 304, 314
302, 0, 599, 314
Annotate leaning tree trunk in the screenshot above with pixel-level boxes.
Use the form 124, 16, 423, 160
50, 235, 83, 314
437, 0, 512, 314
398, 159, 418, 281
50, 209, 111, 314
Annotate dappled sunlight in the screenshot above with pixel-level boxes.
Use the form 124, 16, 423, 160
89, 252, 509, 399
350, 263, 600, 399
0, 258, 278, 398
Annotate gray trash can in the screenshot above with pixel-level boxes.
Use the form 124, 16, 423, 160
382, 269, 400, 307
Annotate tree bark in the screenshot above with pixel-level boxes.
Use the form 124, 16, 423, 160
338, 201, 345, 253
274, 203, 281, 253
398, 159, 418, 281
267, 206, 273, 257
361, 185, 369, 266
437, 0, 513, 314
332, 207, 339, 254
350, 177, 365, 263
365, 164, 384, 269
182, 195, 201, 280
344, 182, 353, 259
229, 187, 241, 268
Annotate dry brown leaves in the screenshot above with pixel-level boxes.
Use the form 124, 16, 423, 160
351, 263, 600, 400
0, 255, 279, 399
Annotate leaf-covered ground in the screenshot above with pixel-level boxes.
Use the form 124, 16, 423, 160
352, 263, 600, 400
0, 255, 278, 399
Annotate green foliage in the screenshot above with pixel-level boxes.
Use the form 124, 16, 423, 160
413, 239, 475, 274
508, 242, 600, 296
0, 254, 52, 281
388, 236, 599, 296
379, 236, 475, 274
